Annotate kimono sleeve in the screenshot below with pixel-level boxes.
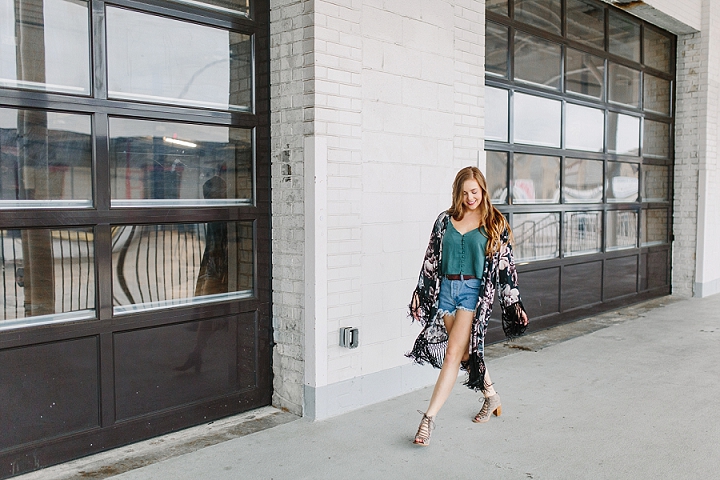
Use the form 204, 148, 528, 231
497, 238, 528, 338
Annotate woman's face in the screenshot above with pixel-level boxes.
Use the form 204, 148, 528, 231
462, 178, 482, 211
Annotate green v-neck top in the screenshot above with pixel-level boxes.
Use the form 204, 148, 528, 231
441, 221, 488, 277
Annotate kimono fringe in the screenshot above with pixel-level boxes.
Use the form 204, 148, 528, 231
463, 352, 488, 393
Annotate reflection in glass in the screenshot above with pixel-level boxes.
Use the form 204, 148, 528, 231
109, 118, 252, 206
566, 48, 604, 99
487, 0, 508, 15
607, 161, 639, 203
513, 93, 561, 147
0, 107, 92, 207
513, 0, 561, 35
566, 0, 604, 49
486, 22, 508, 77
169, 0, 249, 16
644, 74, 671, 115
606, 210, 637, 250
514, 31, 561, 90
486, 151, 507, 204
642, 164, 669, 202
512, 212, 560, 261
565, 103, 603, 152
564, 211, 601, 256
644, 28, 672, 73
513, 154, 560, 204
564, 158, 603, 203
643, 119, 670, 158
641, 208, 668, 246
0, 228, 95, 327
107, 7, 252, 111
0, 0, 90, 94
608, 63, 640, 107
485, 87, 509, 142
607, 112, 640, 155
113, 222, 253, 314
608, 11, 640, 61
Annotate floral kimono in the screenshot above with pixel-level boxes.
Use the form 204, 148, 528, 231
407, 211, 528, 392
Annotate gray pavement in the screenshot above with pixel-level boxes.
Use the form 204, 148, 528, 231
21, 294, 720, 479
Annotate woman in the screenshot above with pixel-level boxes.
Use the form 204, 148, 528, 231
408, 166, 528, 446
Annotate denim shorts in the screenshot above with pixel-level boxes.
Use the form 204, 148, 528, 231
437, 277, 481, 317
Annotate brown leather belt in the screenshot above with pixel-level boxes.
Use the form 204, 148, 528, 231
445, 274, 476, 280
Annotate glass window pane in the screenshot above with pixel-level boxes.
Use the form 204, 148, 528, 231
566, 0, 605, 49
107, 7, 252, 111
564, 211, 601, 256
109, 118, 253, 206
0, 107, 92, 208
644, 27, 672, 73
486, 21, 508, 77
512, 212, 560, 261
0, 228, 95, 329
608, 63, 640, 107
642, 164, 669, 202
565, 103, 604, 152
644, 74, 671, 115
487, 0, 508, 15
607, 112, 640, 155
513, 0, 561, 35
564, 158, 603, 203
485, 87, 509, 142
486, 151, 508, 204
643, 119, 670, 158
0, 0, 90, 95
608, 11, 640, 62
566, 48, 604, 99
113, 221, 254, 314
168, 0, 249, 16
514, 31, 561, 90
513, 92, 561, 147
513, 154, 560, 204
606, 210, 637, 250
607, 161, 639, 203
641, 208, 668, 246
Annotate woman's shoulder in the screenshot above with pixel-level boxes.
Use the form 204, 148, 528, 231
434, 211, 450, 226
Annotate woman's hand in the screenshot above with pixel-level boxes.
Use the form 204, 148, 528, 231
411, 292, 421, 321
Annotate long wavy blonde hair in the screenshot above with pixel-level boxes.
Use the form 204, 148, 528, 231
447, 166, 511, 255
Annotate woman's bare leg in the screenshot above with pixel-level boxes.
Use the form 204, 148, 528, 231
424, 309, 474, 417
483, 369, 497, 397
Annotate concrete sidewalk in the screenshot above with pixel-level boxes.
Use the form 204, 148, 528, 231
20, 294, 720, 479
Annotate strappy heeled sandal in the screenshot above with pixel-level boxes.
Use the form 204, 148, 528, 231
473, 393, 501, 423
413, 410, 435, 446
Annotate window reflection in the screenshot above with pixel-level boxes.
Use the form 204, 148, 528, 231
608, 63, 640, 107
0, 107, 92, 207
485, 87, 509, 142
607, 112, 640, 155
512, 212, 560, 261
606, 210, 637, 250
643, 119, 670, 158
564, 158, 603, 203
644, 28, 672, 73
566, 0, 604, 49
0, 228, 94, 326
514, 31, 561, 90
564, 211, 601, 256
513, 154, 560, 204
112, 221, 253, 314
565, 103, 603, 152
513, 92, 561, 147
641, 208, 668, 246
0, 0, 90, 94
642, 164, 668, 202
644, 74, 671, 115
109, 118, 252, 206
487, 0, 508, 15
513, 0, 561, 35
607, 161, 639, 203
169, 0, 249, 16
486, 21, 508, 77
566, 48, 604, 99
486, 151, 507, 203
608, 11, 640, 61
106, 7, 252, 111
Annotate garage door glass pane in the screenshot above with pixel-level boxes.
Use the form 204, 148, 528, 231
169, 0, 249, 16
0, 0, 90, 95
643, 119, 670, 158
642, 164, 668, 202
512, 212, 560, 261
514, 0, 561, 35
566, 0, 605, 49
485, 87, 509, 141
513, 154, 560, 204
607, 112, 639, 155
608, 11, 640, 61
564, 211, 601, 256
566, 48, 604, 100
564, 158, 603, 203
608, 63, 640, 108
641, 208, 668, 246
0, 228, 95, 329
607, 161, 639, 203
486, 21, 509, 77
107, 7, 252, 111
644, 28, 672, 73
565, 103, 603, 152
113, 221, 254, 314
514, 92, 561, 147
606, 210, 637, 250
486, 151, 508, 204
0, 107, 92, 208
643, 74, 671, 115
514, 31, 561, 90
109, 118, 252, 206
